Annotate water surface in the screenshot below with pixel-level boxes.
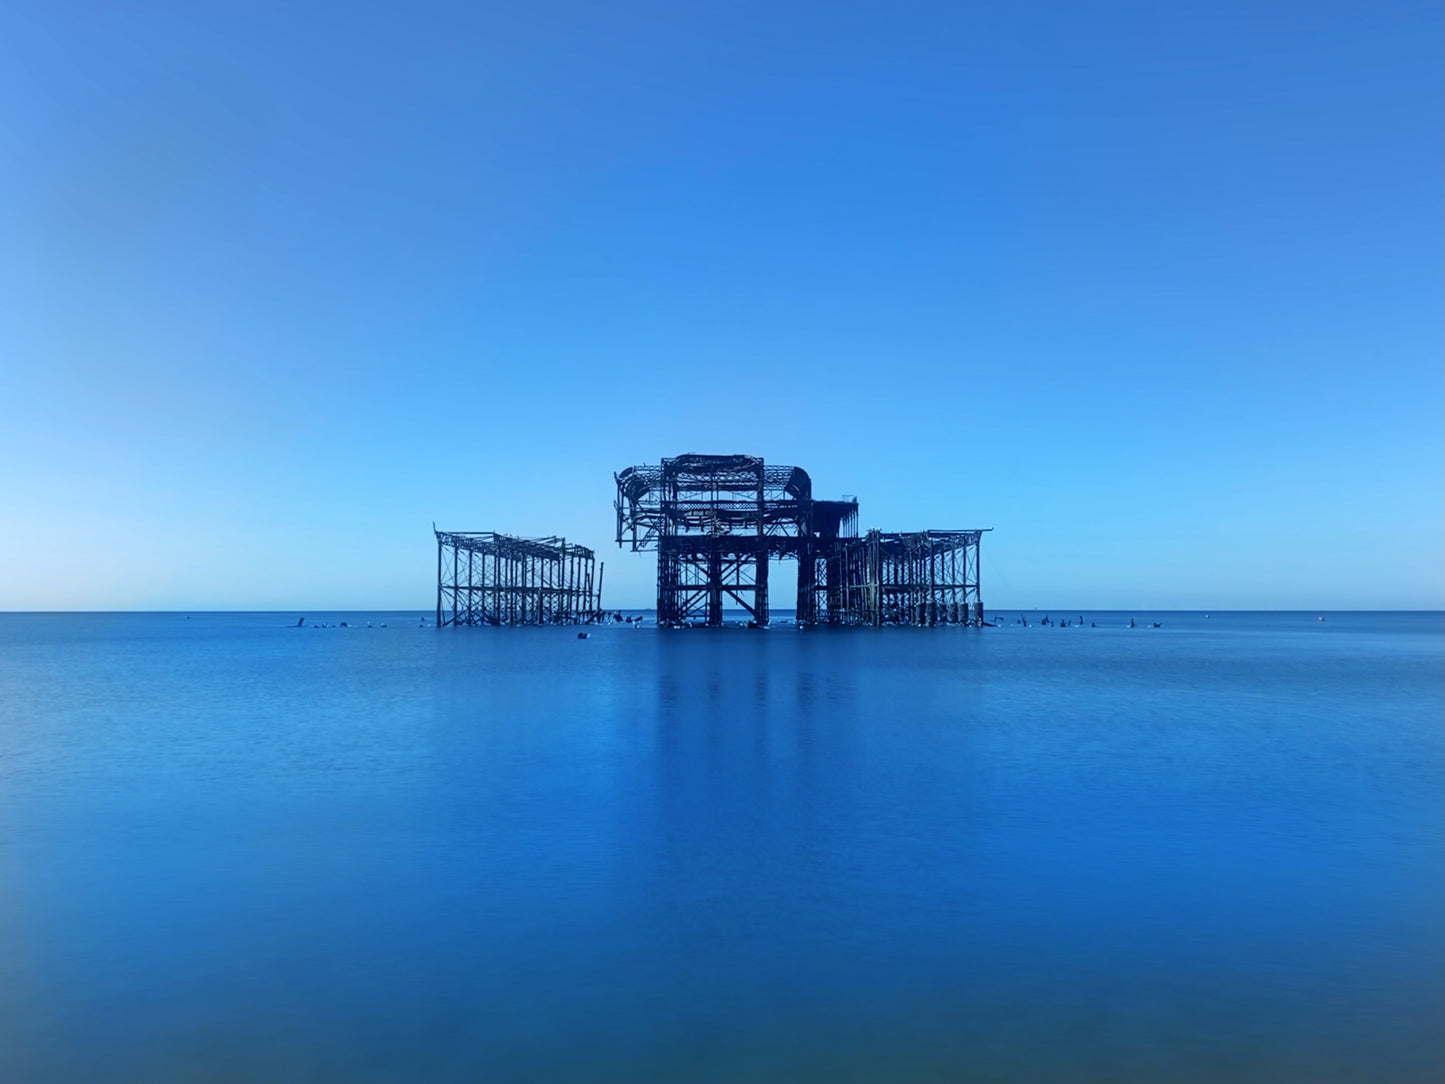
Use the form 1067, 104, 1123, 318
1, 612, 1441, 1083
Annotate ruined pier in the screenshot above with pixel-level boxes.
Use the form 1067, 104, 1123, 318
614, 453, 987, 627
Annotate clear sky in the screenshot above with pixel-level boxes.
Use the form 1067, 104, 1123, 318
1, 0, 1440, 610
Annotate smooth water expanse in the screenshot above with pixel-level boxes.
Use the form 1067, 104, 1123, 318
1, 611, 1440, 1084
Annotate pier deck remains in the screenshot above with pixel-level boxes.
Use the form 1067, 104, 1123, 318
435, 531, 601, 626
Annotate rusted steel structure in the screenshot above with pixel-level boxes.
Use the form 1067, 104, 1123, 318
821, 529, 985, 627
614, 455, 812, 627
615, 453, 987, 628
435, 530, 602, 626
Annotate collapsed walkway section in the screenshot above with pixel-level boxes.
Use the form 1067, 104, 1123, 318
435, 530, 602, 626
822, 529, 984, 627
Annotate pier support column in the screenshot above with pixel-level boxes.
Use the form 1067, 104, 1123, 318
707, 549, 723, 627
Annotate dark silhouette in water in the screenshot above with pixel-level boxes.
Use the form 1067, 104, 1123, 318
295, 617, 305, 627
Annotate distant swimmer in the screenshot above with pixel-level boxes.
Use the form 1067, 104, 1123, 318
295, 617, 305, 627
1129, 618, 1136, 628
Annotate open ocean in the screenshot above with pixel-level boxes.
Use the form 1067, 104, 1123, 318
1, 611, 1441, 1084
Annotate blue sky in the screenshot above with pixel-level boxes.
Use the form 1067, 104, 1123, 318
1, 0, 1440, 610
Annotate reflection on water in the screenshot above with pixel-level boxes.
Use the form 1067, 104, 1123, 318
0, 612, 1441, 1083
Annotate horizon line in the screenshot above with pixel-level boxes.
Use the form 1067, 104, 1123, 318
3, 608, 1442, 616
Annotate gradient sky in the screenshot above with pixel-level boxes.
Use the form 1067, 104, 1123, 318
1, 0, 1440, 610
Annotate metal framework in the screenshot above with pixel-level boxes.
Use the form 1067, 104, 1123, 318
615, 454, 813, 627
820, 529, 984, 627
435, 530, 602, 626
616, 453, 988, 627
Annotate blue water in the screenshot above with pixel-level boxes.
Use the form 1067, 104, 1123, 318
1, 612, 1441, 1083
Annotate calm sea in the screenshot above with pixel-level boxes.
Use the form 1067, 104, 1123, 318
1, 611, 1441, 1083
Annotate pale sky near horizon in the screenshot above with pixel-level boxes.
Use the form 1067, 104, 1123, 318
1, 0, 1441, 611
